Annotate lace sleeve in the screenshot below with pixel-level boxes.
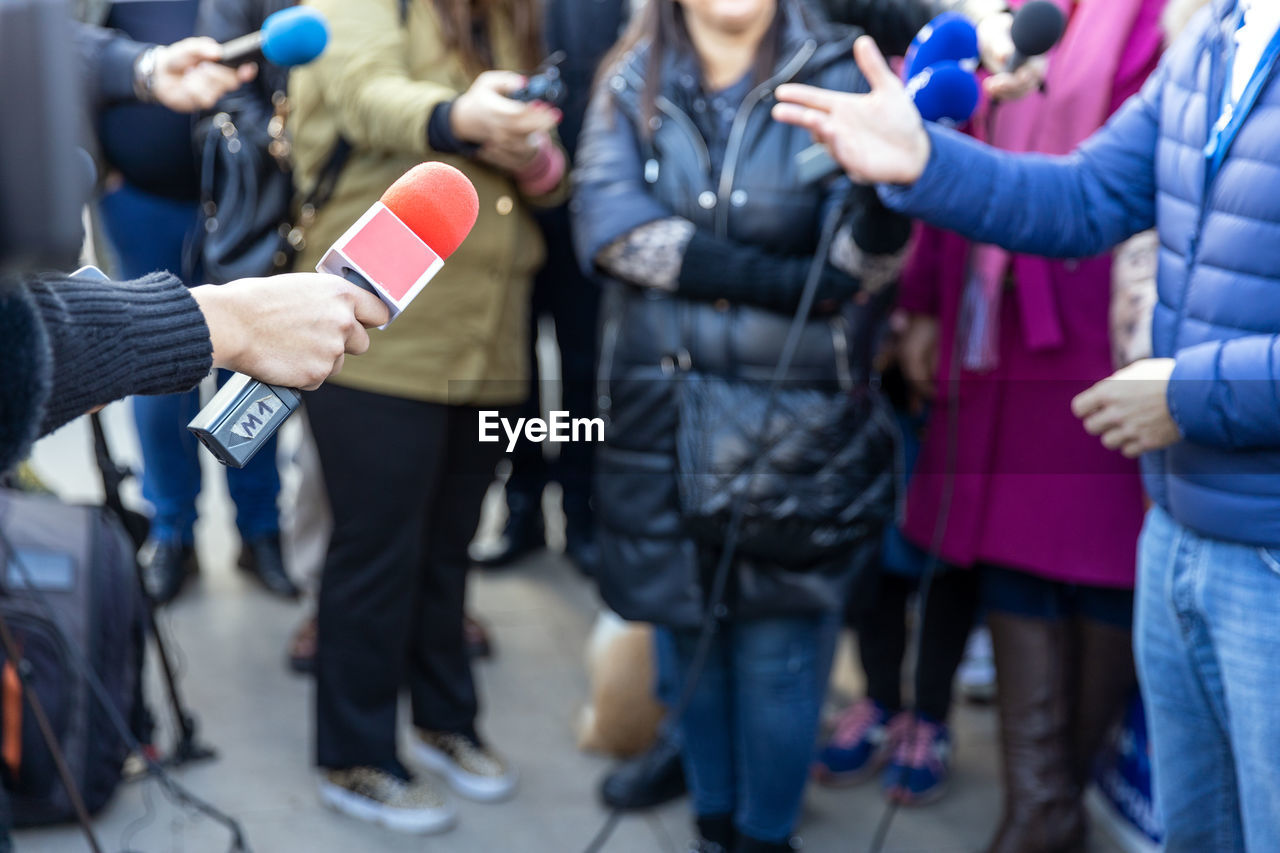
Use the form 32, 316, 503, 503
828, 222, 910, 295
595, 217, 697, 291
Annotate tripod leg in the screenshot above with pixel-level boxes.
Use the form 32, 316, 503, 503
133, 562, 216, 766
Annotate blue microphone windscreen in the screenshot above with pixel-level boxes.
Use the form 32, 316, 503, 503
910, 61, 980, 125
904, 12, 979, 80
261, 7, 329, 67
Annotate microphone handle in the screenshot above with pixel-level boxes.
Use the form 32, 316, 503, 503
218, 31, 265, 66
1004, 50, 1028, 73
341, 267, 378, 295
187, 269, 380, 467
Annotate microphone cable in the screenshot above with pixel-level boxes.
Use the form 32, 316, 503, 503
583, 197, 851, 853
863, 325, 962, 853
0, 522, 251, 852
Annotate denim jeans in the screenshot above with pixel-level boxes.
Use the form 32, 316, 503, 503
671, 613, 839, 843
99, 183, 280, 544
1136, 505, 1280, 852
653, 626, 683, 746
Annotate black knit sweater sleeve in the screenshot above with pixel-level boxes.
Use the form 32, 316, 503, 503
676, 231, 862, 313
28, 272, 213, 436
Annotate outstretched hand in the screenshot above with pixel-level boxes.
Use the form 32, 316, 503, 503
772, 37, 931, 186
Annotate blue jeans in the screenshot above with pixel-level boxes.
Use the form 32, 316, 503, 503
1136, 505, 1280, 852
653, 626, 683, 746
98, 183, 280, 544
671, 614, 838, 843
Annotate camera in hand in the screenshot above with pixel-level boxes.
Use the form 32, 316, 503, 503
507, 51, 567, 106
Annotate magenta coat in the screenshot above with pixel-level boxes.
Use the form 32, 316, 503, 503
897, 4, 1164, 589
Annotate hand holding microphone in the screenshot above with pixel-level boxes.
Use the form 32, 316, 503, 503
143, 37, 258, 112
189, 163, 480, 467
979, 1, 1065, 101
190, 274, 388, 391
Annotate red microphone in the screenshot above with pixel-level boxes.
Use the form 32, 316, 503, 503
188, 163, 479, 468
317, 162, 480, 326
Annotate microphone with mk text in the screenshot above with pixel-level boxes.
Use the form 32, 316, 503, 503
217, 6, 330, 67
188, 163, 481, 468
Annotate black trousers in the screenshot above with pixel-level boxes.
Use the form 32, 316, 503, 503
852, 568, 980, 721
306, 384, 502, 773
506, 207, 600, 523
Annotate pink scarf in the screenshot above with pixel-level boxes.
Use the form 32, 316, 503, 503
970, 0, 1153, 355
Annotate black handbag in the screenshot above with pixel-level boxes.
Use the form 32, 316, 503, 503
195, 95, 352, 283
675, 370, 896, 567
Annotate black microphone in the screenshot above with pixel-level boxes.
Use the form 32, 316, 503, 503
1005, 0, 1066, 73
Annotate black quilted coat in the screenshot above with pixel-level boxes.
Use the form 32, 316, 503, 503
572, 0, 903, 629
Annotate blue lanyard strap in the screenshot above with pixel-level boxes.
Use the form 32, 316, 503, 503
1204, 10, 1280, 184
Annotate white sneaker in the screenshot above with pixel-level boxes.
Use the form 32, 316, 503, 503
410, 730, 518, 802
956, 627, 997, 704
318, 766, 456, 834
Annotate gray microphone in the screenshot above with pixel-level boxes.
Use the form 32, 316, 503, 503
1005, 0, 1065, 73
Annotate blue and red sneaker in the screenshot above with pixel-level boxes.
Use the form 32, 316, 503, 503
882, 713, 951, 806
813, 698, 904, 787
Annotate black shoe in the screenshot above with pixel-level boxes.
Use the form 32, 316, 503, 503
238, 534, 300, 599
599, 735, 687, 811
691, 814, 735, 852
735, 838, 800, 853
473, 505, 545, 569
143, 540, 199, 606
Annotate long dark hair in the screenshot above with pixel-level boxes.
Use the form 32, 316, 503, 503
598, 0, 783, 138
430, 0, 544, 74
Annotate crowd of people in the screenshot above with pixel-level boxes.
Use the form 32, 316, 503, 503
7, 0, 1280, 850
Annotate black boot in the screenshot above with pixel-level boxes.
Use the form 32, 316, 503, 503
985, 611, 1086, 853
238, 534, 300, 599
599, 734, 687, 810
142, 540, 199, 606
691, 814, 734, 852
474, 491, 544, 569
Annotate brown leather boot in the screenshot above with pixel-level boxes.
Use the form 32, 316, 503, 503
985, 611, 1086, 853
1069, 618, 1136, 788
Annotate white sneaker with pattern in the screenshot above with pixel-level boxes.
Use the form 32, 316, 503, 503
410, 730, 518, 802
318, 766, 456, 834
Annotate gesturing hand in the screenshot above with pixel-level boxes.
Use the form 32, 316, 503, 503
1071, 358, 1181, 459
192, 273, 390, 391
772, 37, 930, 186
150, 37, 257, 113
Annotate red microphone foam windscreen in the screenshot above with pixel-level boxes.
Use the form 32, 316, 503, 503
379, 162, 479, 260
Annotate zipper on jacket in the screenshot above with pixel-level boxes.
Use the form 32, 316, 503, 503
715, 39, 817, 238
1176, 19, 1230, 348
655, 96, 713, 179
829, 316, 854, 391
596, 311, 621, 422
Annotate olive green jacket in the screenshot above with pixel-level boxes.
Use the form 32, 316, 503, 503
290, 0, 566, 404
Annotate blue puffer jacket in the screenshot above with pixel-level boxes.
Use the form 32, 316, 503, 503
881, 0, 1280, 547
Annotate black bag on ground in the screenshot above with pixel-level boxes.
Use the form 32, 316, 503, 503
0, 489, 146, 825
